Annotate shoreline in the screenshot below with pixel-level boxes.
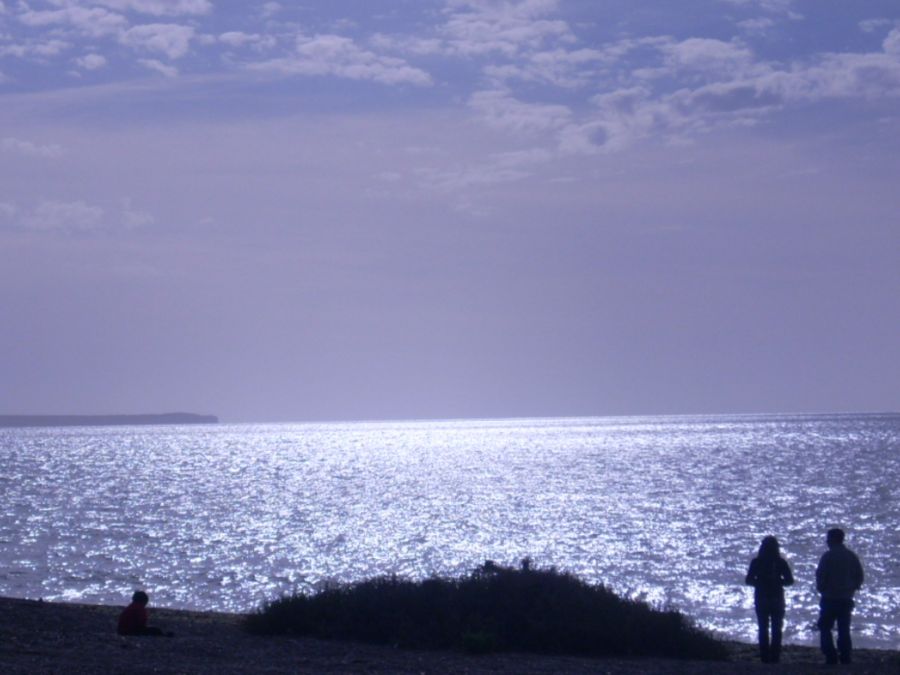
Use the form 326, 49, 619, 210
1, 596, 897, 673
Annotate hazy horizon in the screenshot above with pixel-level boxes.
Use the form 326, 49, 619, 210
2, 1, 898, 422
3, 408, 899, 427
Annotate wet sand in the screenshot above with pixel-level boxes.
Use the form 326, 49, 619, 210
1, 596, 897, 673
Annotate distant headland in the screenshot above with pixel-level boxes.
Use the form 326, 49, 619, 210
0, 413, 219, 428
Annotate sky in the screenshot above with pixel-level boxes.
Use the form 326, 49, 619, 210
1, 0, 898, 423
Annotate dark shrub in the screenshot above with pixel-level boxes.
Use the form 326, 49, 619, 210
244, 561, 728, 660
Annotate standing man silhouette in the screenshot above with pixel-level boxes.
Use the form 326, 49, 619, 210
816, 528, 864, 665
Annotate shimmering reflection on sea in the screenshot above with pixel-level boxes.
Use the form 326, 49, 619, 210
1, 414, 898, 648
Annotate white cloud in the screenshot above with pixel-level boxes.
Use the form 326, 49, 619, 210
18, 5, 128, 38
251, 34, 432, 86
376, 0, 574, 59
0, 202, 17, 221
8, 198, 154, 232
1, 38, 71, 59
859, 18, 893, 34
561, 86, 667, 154
121, 199, 155, 228
93, 0, 212, 16
26, 200, 105, 232
484, 47, 606, 87
261, 2, 281, 19
469, 89, 571, 135
369, 33, 445, 56
416, 147, 553, 192
662, 38, 755, 77
120, 23, 195, 59
75, 53, 108, 70
884, 29, 900, 56
569, 32, 900, 154
1, 137, 64, 158
440, 0, 573, 56
720, 0, 796, 14
219, 31, 276, 50
737, 17, 775, 35
138, 57, 178, 76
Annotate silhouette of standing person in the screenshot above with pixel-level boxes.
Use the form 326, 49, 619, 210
816, 528, 864, 665
745, 535, 794, 663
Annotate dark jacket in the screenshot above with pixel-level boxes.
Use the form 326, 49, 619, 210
816, 544, 864, 600
117, 602, 149, 635
746, 556, 794, 602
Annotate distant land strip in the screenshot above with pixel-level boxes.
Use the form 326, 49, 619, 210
0, 413, 219, 428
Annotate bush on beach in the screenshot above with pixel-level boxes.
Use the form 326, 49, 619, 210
244, 560, 728, 660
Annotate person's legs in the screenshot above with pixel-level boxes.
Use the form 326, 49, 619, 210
835, 600, 853, 664
819, 600, 839, 665
755, 601, 772, 663
757, 596, 787, 664
770, 602, 785, 663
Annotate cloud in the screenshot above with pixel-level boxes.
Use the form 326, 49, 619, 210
120, 23, 195, 59
416, 147, 553, 193
138, 57, 178, 76
75, 53, 108, 70
1, 136, 64, 158
859, 19, 894, 34
737, 17, 776, 34
719, 0, 796, 14
17, 5, 128, 38
560, 87, 662, 154
719, 0, 804, 22
121, 199, 155, 227
261, 2, 281, 19
661, 38, 755, 77
7, 199, 155, 232
885, 28, 900, 55
440, 0, 573, 56
250, 34, 433, 86
469, 89, 571, 135
373, 0, 574, 60
0, 202, 17, 221
0, 38, 71, 58
483, 47, 607, 87
219, 31, 277, 50
93, 0, 212, 16
25, 200, 105, 232
369, 33, 445, 56
570, 32, 900, 154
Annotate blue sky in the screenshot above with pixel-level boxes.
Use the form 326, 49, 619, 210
1, 0, 898, 421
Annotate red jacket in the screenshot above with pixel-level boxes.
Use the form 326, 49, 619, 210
117, 602, 148, 635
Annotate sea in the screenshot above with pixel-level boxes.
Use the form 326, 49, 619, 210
1, 413, 898, 649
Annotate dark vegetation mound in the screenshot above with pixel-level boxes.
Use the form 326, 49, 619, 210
245, 560, 728, 660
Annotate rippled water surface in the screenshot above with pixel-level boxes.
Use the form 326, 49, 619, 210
1, 413, 898, 648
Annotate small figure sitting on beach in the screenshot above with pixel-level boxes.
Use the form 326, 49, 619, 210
117, 590, 173, 637
745, 535, 794, 663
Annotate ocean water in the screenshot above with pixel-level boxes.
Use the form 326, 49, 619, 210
1, 413, 898, 649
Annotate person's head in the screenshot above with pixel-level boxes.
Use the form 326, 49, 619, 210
827, 528, 845, 547
758, 535, 780, 559
131, 590, 149, 606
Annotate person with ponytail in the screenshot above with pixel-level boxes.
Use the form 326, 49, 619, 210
745, 535, 794, 663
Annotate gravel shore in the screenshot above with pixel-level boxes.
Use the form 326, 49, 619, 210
1, 596, 897, 673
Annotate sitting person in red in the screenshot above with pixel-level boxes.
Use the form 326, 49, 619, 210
117, 590, 172, 636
